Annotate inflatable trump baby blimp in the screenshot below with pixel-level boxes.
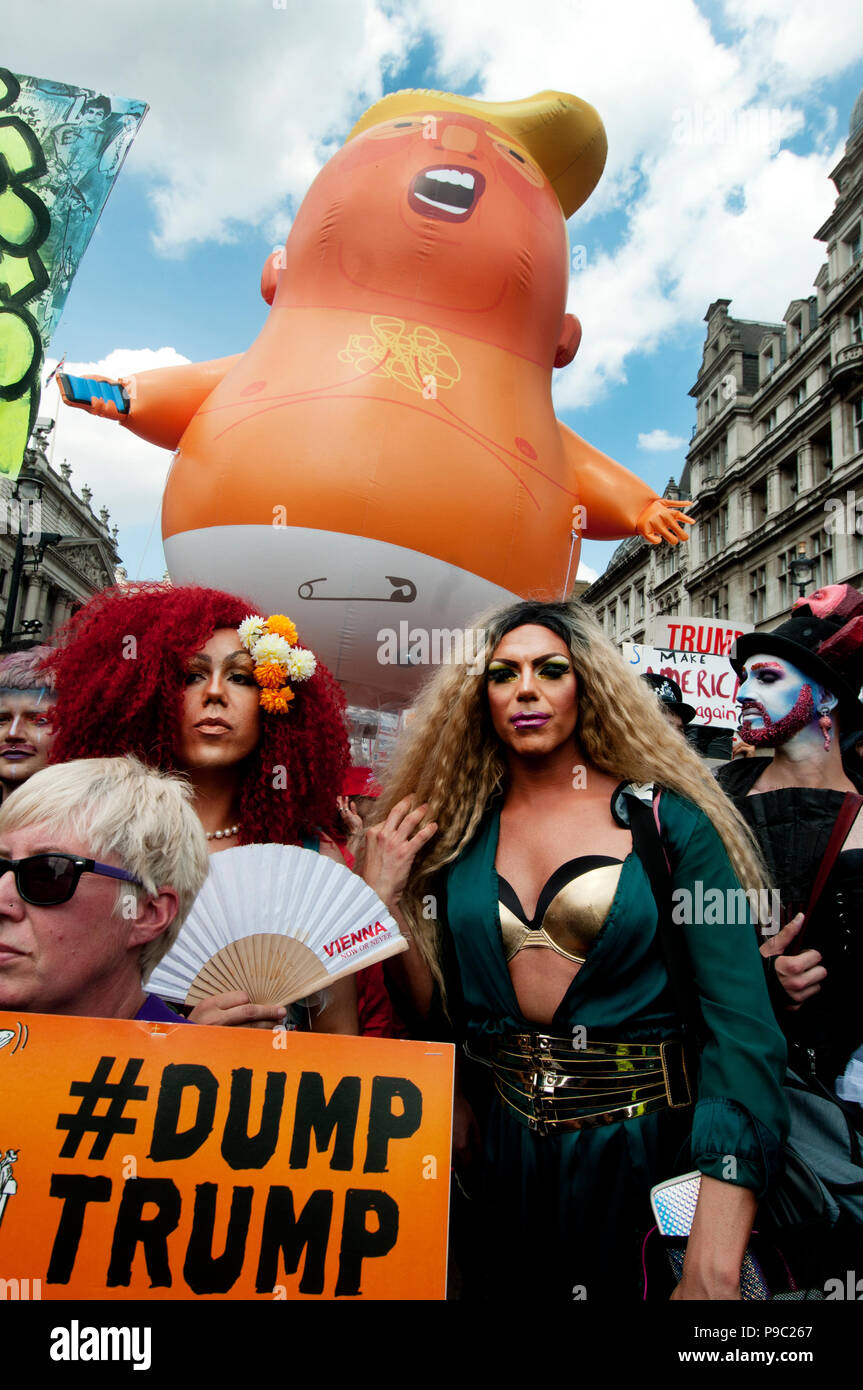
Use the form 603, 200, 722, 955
59, 88, 691, 705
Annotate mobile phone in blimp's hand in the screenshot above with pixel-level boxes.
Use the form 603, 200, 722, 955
650, 1170, 772, 1300
57, 374, 130, 413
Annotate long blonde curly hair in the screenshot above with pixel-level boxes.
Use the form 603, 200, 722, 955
375, 598, 765, 985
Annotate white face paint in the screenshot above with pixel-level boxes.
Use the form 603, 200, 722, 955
735, 652, 834, 748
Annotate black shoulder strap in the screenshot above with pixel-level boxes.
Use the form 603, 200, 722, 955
625, 792, 707, 1057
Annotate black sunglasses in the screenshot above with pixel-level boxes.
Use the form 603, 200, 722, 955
0, 854, 144, 907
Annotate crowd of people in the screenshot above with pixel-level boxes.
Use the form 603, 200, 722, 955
0, 579, 861, 1300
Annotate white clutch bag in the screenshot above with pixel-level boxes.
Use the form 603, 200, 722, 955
144, 843, 406, 1007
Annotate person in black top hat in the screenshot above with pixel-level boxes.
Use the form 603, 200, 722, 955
717, 584, 863, 1102
639, 672, 696, 733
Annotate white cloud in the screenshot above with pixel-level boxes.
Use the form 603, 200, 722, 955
15, 0, 863, 419
12, 0, 411, 252
39, 349, 185, 575
638, 429, 686, 452
724, 0, 863, 96
576, 558, 599, 584
399, 0, 862, 410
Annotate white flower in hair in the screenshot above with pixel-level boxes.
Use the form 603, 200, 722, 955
252, 633, 294, 666
285, 647, 317, 681
238, 615, 266, 651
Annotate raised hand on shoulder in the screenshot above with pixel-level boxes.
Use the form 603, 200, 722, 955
360, 795, 437, 911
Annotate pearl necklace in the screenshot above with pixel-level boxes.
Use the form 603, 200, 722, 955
206, 825, 240, 841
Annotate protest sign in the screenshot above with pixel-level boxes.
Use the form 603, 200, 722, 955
624, 642, 740, 726
646, 616, 751, 657
0, 1012, 453, 1300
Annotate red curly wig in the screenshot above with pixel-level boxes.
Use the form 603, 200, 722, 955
46, 583, 348, 845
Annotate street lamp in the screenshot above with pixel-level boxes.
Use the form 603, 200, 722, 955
788, 543, 815, 599
1, 468, 44, 647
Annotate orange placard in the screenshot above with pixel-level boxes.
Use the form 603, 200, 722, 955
0, 1013, 453, 1300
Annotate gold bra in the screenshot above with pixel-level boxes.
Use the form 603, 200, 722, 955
497, 857, 623, 965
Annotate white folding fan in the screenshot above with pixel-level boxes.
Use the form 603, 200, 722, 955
145, 844, 407, 1008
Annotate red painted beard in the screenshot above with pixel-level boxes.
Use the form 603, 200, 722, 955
738, 683, 818, 748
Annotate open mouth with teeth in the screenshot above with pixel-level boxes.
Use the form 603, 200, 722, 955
408, 165, 486, 222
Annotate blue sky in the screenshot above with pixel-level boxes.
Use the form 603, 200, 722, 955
12, 0, 863, 581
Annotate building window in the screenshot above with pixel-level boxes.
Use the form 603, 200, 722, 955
822, 533, 834, 586
609, 606, 617, 636
764, 410, 777, 435
850, 305, 863, 343
636, 586, 645, 619
854, 397, 863, 453
779, 457, 798, 507
750, 565, 767, 623
812, 428, 833, 481
703, 586, 722, 619
788, 315, 802, 350
749, 482, 767, 528
708, 586, 729, 620
777, 547, 797, 608
621, 596, 630, 630
791, 382, 806, 409
846, 223, 862, 266
808, 532, 834, 589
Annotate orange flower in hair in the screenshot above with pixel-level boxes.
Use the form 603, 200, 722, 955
238, 611, 315, 714
254, 661, 286, 690
265, 614, 299, 644
260, 686, 295, 715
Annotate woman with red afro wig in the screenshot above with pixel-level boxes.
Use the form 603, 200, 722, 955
47, 582, 357, 1031
48, 583, 348, 845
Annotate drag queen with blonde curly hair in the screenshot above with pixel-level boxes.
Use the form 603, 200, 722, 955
363, 598, 788, 1300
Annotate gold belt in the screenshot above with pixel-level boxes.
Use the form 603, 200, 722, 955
466, 1031, 692, 1135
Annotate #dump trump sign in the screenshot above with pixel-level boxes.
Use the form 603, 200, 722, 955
0, 1012, 453, 1300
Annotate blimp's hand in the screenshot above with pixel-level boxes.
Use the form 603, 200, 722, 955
56, 373, 130, 420
635, 498, 695, 545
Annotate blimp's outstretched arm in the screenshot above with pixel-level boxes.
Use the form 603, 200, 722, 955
560, 422, 694, 544
56, 356, 241, 452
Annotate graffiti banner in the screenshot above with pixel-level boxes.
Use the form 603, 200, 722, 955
0, 70, 147, 476
0, 1012, 454, 1300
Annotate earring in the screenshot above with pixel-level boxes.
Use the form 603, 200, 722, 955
818, 708, 833, 752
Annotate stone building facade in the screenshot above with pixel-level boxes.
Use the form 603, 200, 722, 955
583, 90, 863, 650
0, 416, 121, 647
